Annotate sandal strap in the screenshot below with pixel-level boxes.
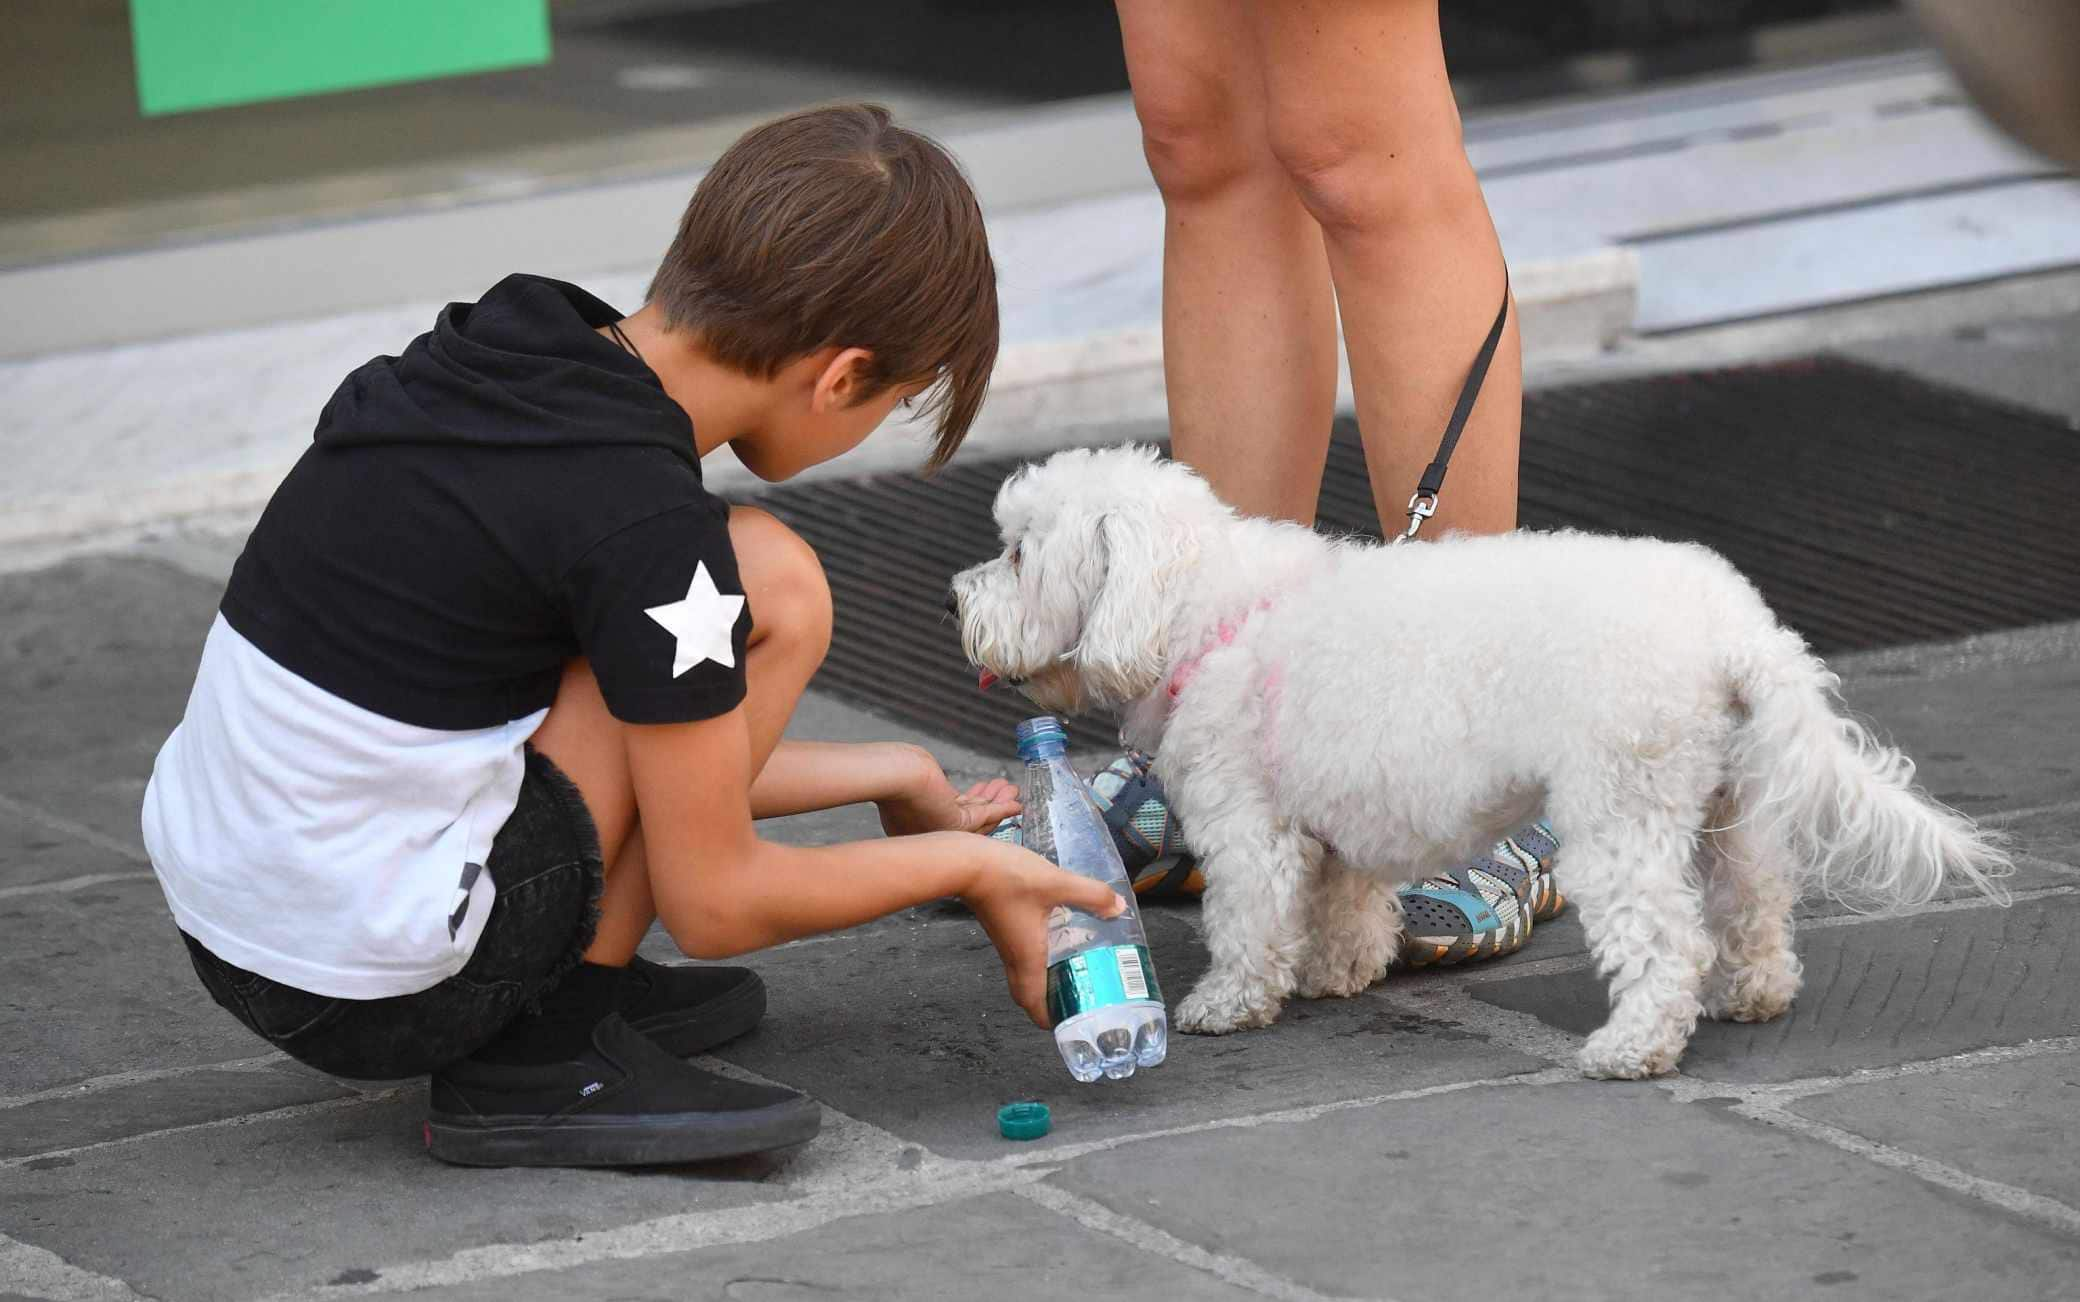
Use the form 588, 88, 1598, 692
1099, 757, 1172, 871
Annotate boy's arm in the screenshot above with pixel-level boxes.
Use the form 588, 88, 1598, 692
749, 739, 1014, 833
628, 710, 1121, 1025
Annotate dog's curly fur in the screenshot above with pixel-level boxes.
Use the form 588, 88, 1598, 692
951, 446, 2012, 1079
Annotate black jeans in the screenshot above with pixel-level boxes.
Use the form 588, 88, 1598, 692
181, 745, 604, 1080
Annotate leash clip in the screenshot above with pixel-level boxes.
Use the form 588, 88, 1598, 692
1390, 275, 1507, 548
1395, 492, 1437, 545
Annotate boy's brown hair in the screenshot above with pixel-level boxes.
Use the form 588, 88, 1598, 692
648, 104, 998, 468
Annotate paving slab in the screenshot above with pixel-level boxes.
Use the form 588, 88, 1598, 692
1046, 1082, 2080, 1301
1790, 1051, 2080, 1209
407, 1190, 1262, 1302
0, 1088, 789, 1302
702, 902, 1547, 1162
0, 876, 274, 1096
2002, 808, 2080, 871
1474, 894, 2080, 1083
0, 1060, 352, 1162
1829, 655, 2080, 818
0, 806, 142, 892
0, 555, 218, 849
1842, 312, 2080, 428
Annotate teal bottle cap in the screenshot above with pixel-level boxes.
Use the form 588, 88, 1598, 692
997, 1101, 1051, 1141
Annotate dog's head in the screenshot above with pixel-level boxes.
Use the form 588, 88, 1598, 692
950, 445, 1220, 714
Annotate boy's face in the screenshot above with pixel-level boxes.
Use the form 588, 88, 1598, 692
735, 349, 933, 482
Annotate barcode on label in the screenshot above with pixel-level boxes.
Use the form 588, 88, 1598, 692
1116, 947, 1149, 1000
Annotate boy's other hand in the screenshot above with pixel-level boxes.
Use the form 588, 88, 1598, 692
875, 745, 1020, 837
958, 838, 1127, 1027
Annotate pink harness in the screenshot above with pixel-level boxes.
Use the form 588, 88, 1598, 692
1163, 598, 1276, 705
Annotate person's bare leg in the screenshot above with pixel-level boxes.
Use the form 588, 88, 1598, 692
1251, 0, 1521, 537
530, 504, 834, 965
1117, 0, 1340, 525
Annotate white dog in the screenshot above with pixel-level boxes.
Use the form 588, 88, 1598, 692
951, 446, 2011, 1079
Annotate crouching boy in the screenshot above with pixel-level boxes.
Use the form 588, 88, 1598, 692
142, 105, 1118, 1168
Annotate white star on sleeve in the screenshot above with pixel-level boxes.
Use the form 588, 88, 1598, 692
644, 562, 746, 677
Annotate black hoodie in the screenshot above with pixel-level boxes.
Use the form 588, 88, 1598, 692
221, 274, 750, 730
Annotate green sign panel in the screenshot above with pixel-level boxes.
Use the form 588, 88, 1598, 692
130, 0, 551, 116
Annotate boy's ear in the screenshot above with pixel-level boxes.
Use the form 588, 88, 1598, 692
811, 346, 876, 412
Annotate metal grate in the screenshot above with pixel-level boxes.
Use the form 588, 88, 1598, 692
753, 357, 2080, 757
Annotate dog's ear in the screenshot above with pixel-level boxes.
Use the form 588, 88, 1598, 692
1071, 509, 1178, 704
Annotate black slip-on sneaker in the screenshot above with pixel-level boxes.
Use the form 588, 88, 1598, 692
619, 955, 766, 1056
426, 1014, 819, 1167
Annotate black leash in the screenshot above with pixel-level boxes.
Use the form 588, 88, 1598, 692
1393, 276, 1511, 544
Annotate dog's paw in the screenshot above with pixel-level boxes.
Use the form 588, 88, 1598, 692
1703, 964, 1800, 1023
1702, 989, 1795, 1023
1293, 954, 1388, 1001
1576, 1027, 1684, 1080
1175, 986, 1278, 1035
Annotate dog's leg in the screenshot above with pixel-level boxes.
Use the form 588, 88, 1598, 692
1173, 778, 1321, 1034
1559, 799, 1716, 1080
1294, 854, 1401, 1000
1699, 793, 1803, 1023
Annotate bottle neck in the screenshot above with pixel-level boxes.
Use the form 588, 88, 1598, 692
1014, 716, 1069, 763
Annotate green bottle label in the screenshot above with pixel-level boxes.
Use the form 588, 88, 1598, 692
1046, 944, 1162, 1023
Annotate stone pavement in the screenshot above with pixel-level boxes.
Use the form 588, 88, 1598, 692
2, 512, 2078, 1301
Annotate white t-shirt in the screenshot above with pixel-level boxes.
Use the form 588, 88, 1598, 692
143, 617, 547, 999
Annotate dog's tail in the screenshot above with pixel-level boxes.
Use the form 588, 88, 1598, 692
1725, 627, 2011, 910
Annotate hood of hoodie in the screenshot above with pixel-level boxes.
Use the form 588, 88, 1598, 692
313, 274, 695, 466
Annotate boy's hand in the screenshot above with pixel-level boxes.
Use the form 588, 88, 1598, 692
959, 837, 1127, 1027
876, 745, 1020, 837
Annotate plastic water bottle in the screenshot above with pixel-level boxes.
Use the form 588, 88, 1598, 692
1014, 716, 1168, 1082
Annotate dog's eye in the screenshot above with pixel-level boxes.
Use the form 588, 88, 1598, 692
1009, 544, 1022, 570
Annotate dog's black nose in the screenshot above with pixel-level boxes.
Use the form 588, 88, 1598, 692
944, 588, 959, 616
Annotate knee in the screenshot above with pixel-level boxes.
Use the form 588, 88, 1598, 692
1264, 109, 1485, 236
729, 505, 832, 662
1133, 73, 1276, 203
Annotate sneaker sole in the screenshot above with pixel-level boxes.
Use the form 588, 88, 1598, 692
426, 1095, 822, 1168
625, 974, 768, 1058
